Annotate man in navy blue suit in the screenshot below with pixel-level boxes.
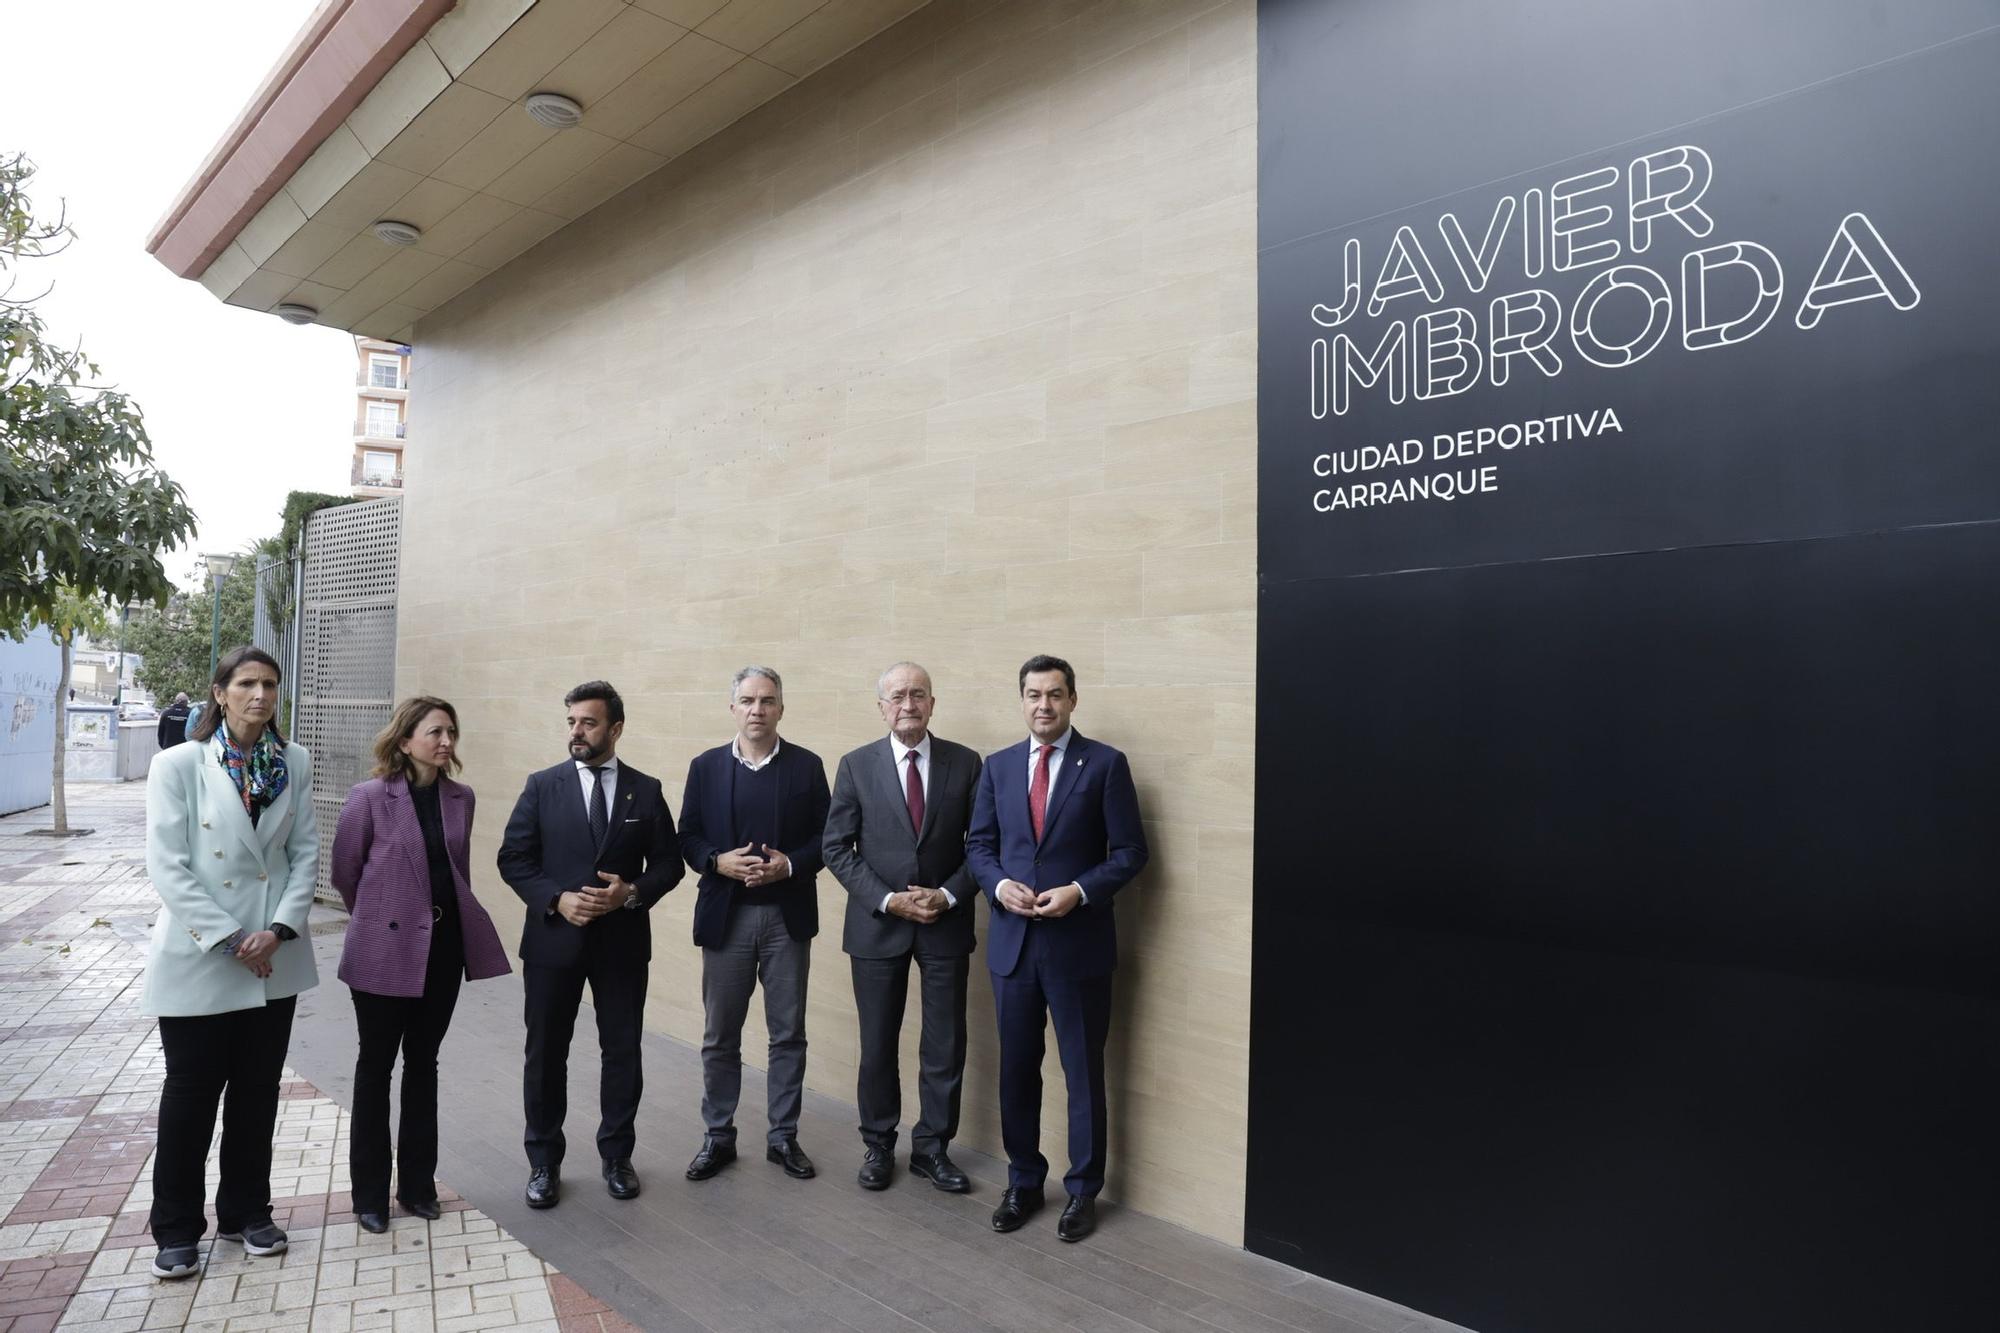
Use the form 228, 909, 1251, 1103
676, 666, 830, 1184
966, 654, 1148, 1243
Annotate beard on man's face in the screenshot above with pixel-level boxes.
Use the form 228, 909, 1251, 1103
568, 736, 606, 761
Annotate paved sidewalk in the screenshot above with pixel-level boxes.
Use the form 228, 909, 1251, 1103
2, 782, 1462, 1333
0, 785, 633, 1333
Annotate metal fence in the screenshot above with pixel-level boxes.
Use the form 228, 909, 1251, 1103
290, 497, 402, 900
251, 553, 303, 730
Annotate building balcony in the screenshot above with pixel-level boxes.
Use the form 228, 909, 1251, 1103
356, 369, 410, 389
351, 458, 404, 490
354, 419, 407, 439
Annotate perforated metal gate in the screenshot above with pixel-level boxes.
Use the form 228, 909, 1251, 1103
292, 497, 401, 898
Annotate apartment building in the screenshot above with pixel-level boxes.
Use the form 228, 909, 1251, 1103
349, 335, 409, 497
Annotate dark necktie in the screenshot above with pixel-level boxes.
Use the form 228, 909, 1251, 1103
905, 749, 925, 835
1028, 744, 1054, 841
587, 766, 608, 846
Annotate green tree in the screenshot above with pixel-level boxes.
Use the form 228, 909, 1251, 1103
47, 583, 110, 835
124, 556, 257, 705
1, 151, 198, 637
2, 152, 198, 832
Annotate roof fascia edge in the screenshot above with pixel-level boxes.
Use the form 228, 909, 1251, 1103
148, 0, 457, 280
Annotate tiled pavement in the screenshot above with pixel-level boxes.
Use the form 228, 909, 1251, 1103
2, 783, 1464, 1333
0, 787, 634, 1333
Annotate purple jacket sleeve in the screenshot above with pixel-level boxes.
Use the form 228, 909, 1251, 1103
330, 783, 375, 913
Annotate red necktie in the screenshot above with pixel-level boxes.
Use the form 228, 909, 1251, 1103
904, 749, 925, 835
1029, 743, 1054, 841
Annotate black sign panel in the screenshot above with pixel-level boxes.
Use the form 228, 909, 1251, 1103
1261, 1, 2000, 581
1250, 3, 2000, 1331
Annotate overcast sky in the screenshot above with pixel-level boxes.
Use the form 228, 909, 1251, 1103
3, 0, 358, 584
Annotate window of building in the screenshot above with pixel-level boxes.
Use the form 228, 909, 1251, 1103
362, 450, 398, 484
368, 353, 402, 388
365, 400, 401, 437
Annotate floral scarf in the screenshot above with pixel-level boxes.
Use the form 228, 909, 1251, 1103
217, 730, 288, 824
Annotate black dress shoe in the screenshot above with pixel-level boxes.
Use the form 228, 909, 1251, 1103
909, 1150, 970, 1193
1057, 1194, 1097, 1243
766, 1138, 816, 1179
857, 1145, 893, 1191
990, 1185, 1044, 1233
525, 1166, 560, 1209
356, 1210, 389, 1234
602, 1157, 641, 1199
685, 1139, 736, 1181
400, 1198, 442, 1220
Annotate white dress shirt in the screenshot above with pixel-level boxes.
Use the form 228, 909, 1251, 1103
572, 756, 642, 910
883, 733, 956, 912
1025, 727, 1073, 801
731, 735, 782, 770
1025, 727, 1084, 903
574, 755, 618, 813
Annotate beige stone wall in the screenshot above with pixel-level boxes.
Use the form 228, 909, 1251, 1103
397, 0, 1255, 1242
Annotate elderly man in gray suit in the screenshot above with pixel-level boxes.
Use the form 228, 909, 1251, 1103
823, 662, 983, 1193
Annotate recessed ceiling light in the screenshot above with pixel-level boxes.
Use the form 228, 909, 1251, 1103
525, 91, 584, 129
274, 303, 317, 325
371, 219, 422, 246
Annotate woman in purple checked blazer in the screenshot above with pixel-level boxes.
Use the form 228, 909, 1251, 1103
331, 695, 510, 1235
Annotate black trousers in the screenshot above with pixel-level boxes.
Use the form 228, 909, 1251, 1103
852, 950, 968, 1155
522, 952, 647, 1169
349, 940, 463, 1213
150, 995, 296, 1246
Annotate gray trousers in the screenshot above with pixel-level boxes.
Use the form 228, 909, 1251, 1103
700, 902, 809, 1146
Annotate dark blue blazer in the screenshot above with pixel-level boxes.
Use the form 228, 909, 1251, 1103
496, 760, 683, 967
965, 731, 1148, 979
677, 741, 830, 948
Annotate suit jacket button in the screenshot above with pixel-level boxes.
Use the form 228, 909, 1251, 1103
388, 921, 398, 930
201, 820, 211, 829
222, 880, 232, 888
257, 873, 268, 881
214, 850, 224, 858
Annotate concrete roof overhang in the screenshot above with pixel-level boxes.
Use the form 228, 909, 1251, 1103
149, 0, 931, 342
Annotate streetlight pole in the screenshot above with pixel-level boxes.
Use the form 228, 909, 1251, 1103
203, 552, 239, 682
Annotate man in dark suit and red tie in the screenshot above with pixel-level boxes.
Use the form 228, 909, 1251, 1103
966, 654, 1149, 1243
497, 681, 683, 1210
677, 666, 831, 1183
823, 662, 982, 1193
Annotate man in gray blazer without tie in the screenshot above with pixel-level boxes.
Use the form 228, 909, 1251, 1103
823, 662, 982, 1193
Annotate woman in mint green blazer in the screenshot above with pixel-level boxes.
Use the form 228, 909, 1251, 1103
141, 646, 318, 1281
